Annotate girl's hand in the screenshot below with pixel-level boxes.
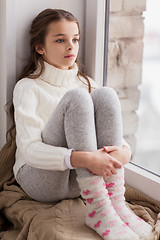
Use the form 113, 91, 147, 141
103, 145, 131, 166
87, 148, 122, 177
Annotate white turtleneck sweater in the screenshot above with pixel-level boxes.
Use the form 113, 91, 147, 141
13, 62, 129, 179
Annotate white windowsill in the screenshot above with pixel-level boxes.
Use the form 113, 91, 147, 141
124, 162, 160, 202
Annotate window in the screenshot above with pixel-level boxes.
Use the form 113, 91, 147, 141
131, 0, 160, 178
125, 0, 160, 202
105, 0, 160, 202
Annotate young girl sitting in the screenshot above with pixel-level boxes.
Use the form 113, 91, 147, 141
12, 9, 152, 240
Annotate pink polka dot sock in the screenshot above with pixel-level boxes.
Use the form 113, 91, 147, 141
77, 175, 139, 240
104, 167, 152, 239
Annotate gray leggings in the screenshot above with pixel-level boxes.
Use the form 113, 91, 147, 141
17, 87, 123, 202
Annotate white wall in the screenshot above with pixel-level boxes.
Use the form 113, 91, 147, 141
0, 0, 7, 147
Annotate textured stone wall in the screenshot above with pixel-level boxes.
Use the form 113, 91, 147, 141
107, 0, 146, 154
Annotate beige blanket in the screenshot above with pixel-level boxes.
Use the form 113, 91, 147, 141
0, 140, 160, 240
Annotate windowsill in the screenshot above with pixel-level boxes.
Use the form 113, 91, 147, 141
124, 162, 160, 202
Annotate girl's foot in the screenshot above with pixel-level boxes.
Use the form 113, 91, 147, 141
104, 168, 152, 238
77, 175, 139, 240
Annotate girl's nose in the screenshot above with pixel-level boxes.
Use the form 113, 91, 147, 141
67, 42, 73, 51
67, 46, 72, 51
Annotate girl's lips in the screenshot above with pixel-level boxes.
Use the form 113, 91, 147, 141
64, 55, 75, 58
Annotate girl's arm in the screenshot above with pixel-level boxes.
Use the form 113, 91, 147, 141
103, 145, 131, 165
70, 149, 122, 177
13, 80, 69, 172
70, 140, 131, 177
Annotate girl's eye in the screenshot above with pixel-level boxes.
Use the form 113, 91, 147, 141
56, 39, 64, 43
73, 38, 79, 43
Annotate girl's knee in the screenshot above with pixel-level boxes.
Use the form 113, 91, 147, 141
91, 87, 121, 109
92, 87, 117, 98
64, 88, 93, 106
66, 88, 89, 97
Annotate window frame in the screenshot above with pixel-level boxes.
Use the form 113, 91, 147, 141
85, 0, 106, 87
125, 163, 160, 202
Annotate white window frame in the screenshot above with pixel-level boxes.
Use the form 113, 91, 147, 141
85, 0, 106, 87
124, 163, 160, 202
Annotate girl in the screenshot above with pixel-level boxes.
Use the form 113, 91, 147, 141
12, 9, 152, 240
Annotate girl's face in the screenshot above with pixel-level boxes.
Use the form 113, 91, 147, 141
36, 19, 80, 70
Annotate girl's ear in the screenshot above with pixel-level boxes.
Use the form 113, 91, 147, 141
35, 44, 44, 55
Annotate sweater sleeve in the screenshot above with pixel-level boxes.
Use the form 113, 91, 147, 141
13, 80, 68, 171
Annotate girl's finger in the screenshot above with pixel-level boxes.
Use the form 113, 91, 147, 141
111, 168, 117, 175
113, 159, 122, 169
88, 170, 95, 175
103, 146, 119, 153
103, 146, 108, 152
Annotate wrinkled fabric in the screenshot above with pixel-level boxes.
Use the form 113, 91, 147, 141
0, 141, 160, 240
0, 176, 160, 240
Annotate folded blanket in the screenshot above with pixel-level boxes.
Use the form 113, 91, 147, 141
125, 185, 160, 240
0, 140, 160, 240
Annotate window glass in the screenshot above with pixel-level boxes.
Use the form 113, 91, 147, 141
132, 0, 160, 176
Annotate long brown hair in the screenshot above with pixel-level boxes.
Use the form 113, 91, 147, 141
6, 9, 92, 141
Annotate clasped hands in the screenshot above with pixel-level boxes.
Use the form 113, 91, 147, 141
88, 145, 131, 177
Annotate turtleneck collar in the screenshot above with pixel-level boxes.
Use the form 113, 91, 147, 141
38, 61, 79, 87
